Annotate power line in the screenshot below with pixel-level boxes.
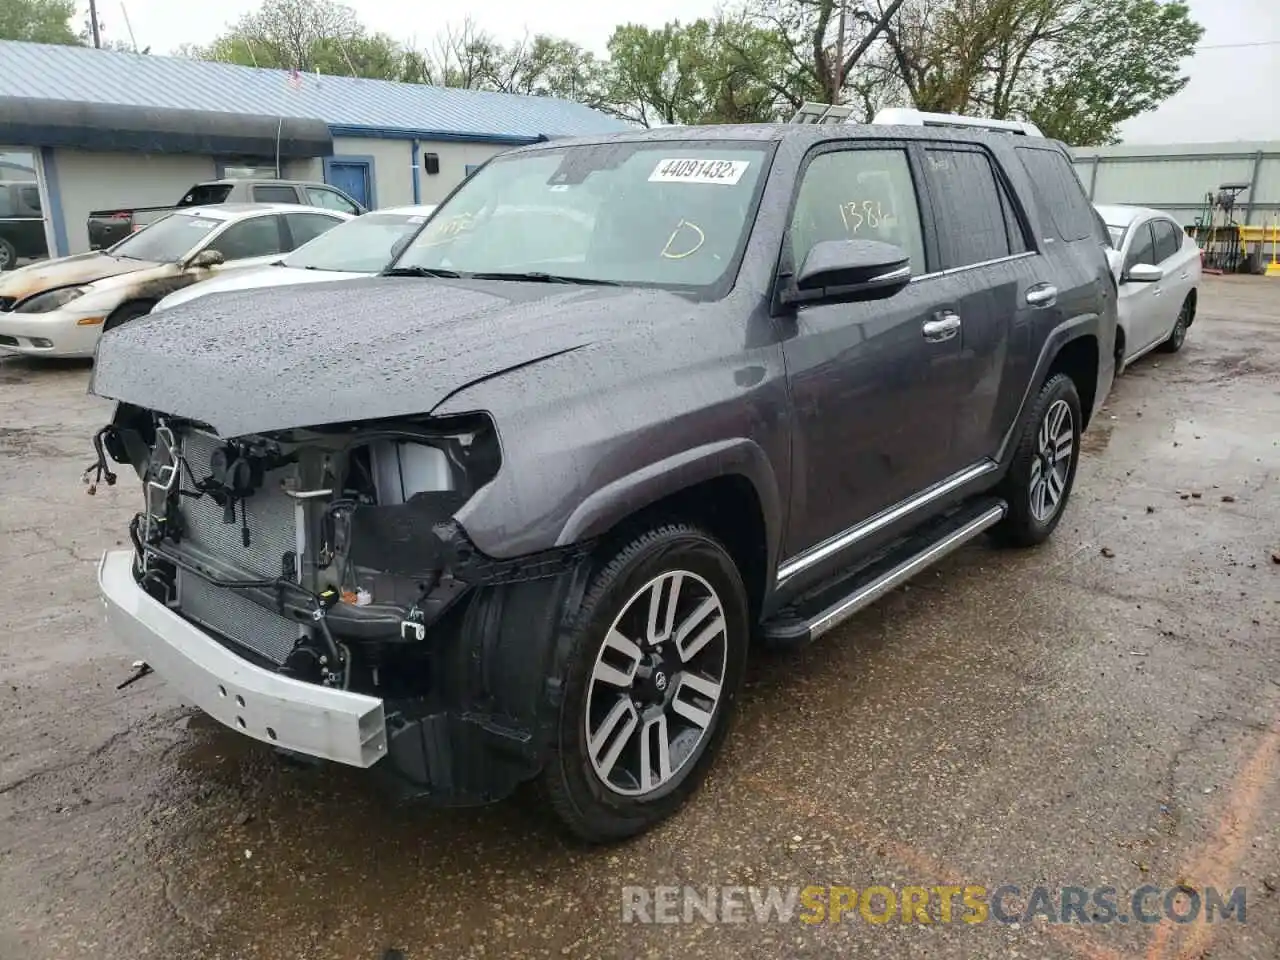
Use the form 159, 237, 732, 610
1195, 40, 1280, 50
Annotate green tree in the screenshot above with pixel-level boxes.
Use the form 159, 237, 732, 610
0, 0, 82, 44
186, 0, 404, 78
1015, 1, 1203, 144
879, 0, 1202, 144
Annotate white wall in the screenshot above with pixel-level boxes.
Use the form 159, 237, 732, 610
50, 149, 216, 253
416, 141, 510, 204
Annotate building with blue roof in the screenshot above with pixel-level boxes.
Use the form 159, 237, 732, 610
0, 39, 628, 259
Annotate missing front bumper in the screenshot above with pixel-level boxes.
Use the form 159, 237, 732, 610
98, 549, 387, 767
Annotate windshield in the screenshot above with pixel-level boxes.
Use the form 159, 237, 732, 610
284, 212, 433, 272
392, 141, 770, 292
110, 213, 221, 262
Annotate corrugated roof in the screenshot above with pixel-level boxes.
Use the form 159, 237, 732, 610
0, 40, 629, 142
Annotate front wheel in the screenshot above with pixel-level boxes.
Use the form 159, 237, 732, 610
542, 524, 749, 843
991, 373, 1082, 548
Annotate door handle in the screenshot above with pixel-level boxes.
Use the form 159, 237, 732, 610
1152, 287, 1163, 297
922, 312, 961, 343
1025, 284, 1058, 307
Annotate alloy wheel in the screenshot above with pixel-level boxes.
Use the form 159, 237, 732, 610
1029, 399, 1074, 523
584, 570, 728, 797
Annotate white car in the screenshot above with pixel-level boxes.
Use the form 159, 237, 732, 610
153, 204, 438, 312
1096, 204, 1202, 371
0, 203, 351, 358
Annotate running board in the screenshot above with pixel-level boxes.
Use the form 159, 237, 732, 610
762, 500, 1007, 646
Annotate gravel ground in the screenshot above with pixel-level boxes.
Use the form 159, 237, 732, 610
1, 275, 1277, 960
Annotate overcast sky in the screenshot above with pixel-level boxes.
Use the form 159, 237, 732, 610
76, 0, 1278, 144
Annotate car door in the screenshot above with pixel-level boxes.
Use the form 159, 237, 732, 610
914, 143, 1044, 470
779, 143, 960, 560
201, 214, 288, 271
1118, 219, 1163, 355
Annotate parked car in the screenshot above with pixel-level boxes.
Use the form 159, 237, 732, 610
1096, 204, 1201, 370
0, 203, 351, 358
87, 178, 366, 250
153, 205, 437, 312
89, 114, 1115, 842
0, 180, 48, 271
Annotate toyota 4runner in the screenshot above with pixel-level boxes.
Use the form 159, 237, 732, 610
88, 112, 1116, 843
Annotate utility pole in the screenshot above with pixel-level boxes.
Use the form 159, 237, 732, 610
834, 0, 844, 103
88, 0, 102, 47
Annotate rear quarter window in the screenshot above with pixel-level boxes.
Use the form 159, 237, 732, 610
179, 184, 234, 206
1015, 146, 1101, 243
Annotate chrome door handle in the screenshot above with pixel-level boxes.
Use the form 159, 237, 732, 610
1152, 287, 1163, 296
923, 313, 961, 342
1025, 284, 1058, 307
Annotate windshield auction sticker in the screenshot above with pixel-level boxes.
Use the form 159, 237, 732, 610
649, 158, 750, 185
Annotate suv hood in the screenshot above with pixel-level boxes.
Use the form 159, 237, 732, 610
91, 277, 684, 436
155, 262, 370, 312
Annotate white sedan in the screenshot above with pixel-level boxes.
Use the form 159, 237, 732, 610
154, 204, 437, 312
0, 203, 351, 358
1096, 204, 1202, 371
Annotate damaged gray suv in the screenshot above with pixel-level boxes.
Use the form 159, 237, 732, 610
89, 114, 1115, 842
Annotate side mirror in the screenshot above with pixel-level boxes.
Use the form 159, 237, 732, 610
1124, 262, 1163, 283
785, 239, 912, 304
188, 249, 225, 269
389, 235, 412, 262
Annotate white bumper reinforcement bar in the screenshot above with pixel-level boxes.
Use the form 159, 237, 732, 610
98, 549, 387, 767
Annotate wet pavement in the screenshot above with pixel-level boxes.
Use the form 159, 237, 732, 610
1, 275, 1278, 960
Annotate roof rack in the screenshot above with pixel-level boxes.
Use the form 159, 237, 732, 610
872, 107, 1044, 137
789, 101, 856, 125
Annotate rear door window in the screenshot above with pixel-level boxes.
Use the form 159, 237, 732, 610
922, 147, 1025, 268
1015, 146, 1101, 243
253, 185, 302, 204
1152, 219, 1183, 263
789, 148, 927, 275
285, 212, 342, 248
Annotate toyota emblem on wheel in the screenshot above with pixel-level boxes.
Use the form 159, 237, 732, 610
654, 672, 668, 692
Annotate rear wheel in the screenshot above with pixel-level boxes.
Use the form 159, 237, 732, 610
542, 524, 749, 843
103, 301, 154, 332
1158, 296, 1192, 353
991, 373, 1082, 548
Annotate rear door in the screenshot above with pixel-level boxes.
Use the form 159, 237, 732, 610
914, 143, 1044, 470
1151, 218, 1195, 335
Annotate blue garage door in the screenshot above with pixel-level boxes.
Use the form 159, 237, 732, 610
326, 160, 371, 208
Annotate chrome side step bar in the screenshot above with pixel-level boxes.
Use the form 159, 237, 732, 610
763, 501, 1007, 646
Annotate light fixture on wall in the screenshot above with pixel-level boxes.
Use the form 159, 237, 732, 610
424, 153, 440, 175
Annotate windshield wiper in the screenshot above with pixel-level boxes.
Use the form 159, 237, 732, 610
468, 271, 619, 286
382, 266, 462, 278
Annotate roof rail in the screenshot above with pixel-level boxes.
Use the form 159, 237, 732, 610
872, 107, 1043, 137
789, 101, 855, 125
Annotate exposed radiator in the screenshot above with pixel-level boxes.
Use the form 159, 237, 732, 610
175, 430, 305, 664
177, 570, 302, 664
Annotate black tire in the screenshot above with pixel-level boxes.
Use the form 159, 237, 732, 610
0, 238, 15, 272
542, 523, 749, 843
1158, 296, 1192, 353
990, 373, 1082, 548
103, 300, 154, 332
